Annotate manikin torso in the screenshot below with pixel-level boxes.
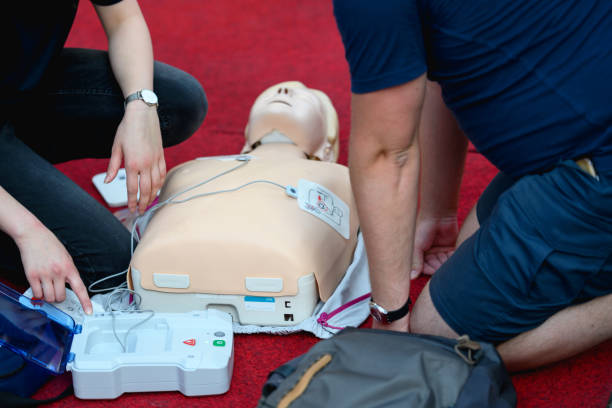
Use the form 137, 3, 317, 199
129, 143, 358, 302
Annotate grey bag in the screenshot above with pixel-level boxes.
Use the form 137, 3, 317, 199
257, 328, 516, 408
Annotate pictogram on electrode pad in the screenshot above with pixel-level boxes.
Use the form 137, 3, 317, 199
297, 179, 350, 239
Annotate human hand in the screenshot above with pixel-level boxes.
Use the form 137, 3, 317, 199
106, 102, 166, 214
411, 215, 458, 280
16, 221, 92, 314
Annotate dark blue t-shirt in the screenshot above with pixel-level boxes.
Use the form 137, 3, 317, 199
334, 0, 612, 177
1, 1, 121, 112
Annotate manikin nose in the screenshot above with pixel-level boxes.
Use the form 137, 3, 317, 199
277, 87, 292, 96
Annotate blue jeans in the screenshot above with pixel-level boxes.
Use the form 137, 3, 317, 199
0, 48, 207, 290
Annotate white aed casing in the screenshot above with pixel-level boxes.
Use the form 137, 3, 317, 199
67, 309, 233, 399
130, 268, 318, 326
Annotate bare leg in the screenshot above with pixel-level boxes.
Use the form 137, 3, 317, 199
410, 281, 458, 338
498, 293, 612, 372
409, 204, 478, 335
456, 203, 479, 246
411, 281, 612, 372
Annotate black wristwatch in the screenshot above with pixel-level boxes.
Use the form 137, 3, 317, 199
369, 296, 412, 324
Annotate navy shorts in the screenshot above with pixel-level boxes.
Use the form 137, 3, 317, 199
429, 159, 612, 343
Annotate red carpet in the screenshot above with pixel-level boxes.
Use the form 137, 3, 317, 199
23, 1, 612, 406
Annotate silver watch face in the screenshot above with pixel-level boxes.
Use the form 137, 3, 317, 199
140, 89, 158, 105
369, 301, 388, 323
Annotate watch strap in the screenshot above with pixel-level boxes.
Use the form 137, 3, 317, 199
386, 296, 412, 322
124, 91, 142, 107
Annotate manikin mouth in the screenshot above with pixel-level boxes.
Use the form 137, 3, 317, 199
269, 100, 292, 107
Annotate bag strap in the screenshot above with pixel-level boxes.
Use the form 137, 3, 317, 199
277, 354, 332, 408
0, 384, 73, 408
453, 335, 482, 365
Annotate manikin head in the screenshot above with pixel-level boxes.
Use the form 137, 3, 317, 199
242, 81, 339, 162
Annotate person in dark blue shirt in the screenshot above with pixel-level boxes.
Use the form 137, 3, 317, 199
0, 1, 207, 315
334, 0, 612, 371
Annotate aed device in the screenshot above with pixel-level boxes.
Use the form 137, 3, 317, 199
0, 282, 233, 399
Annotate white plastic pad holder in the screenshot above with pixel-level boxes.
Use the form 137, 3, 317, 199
92, 168, 152, 208
92, 169, 130, 207
297, 179, 350, 239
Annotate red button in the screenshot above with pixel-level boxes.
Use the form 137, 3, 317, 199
183, 338, 196, 346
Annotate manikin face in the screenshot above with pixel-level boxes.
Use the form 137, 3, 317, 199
245, 84, 329, 160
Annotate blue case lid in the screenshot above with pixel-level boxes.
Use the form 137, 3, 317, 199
0, 282, 81, 374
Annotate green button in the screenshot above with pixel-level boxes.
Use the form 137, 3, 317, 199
213, 340, 226, 347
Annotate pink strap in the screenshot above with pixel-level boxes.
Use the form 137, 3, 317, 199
317, 293, 371, 330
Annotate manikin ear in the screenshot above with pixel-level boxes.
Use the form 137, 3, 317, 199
312, 89, 339, 163
326, 119, 339, 162
321, 134, 339, 163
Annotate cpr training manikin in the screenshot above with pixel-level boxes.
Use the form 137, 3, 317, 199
128, 82, 369, 332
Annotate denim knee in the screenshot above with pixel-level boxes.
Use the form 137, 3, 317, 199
154, 61, 207, 147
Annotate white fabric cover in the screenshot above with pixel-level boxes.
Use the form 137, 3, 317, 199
232, 232, 371, 338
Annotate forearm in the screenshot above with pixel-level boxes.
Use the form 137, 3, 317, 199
96, 0, 154, 97
418, 81, 467, 218
96, 0, 165, 213
350, 142, 420, 311
349, 77, 426, 317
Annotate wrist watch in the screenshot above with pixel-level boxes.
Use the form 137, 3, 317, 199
369, 296, 412, 324
124, 89, 159, 108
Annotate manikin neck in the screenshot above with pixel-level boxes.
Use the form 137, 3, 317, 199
250, 131, 310, 160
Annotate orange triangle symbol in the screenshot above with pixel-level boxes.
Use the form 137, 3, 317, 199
183, 338, 196, 346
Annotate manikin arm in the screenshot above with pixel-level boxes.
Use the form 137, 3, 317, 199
411, 81, 468, 278
349, 75, 426, 332
95, 0, 165, 214
0, 186, 92, 313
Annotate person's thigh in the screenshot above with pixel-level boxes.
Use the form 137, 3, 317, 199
14, 48, 207, 163
0, 122, 131, 290
456, 171, 516, 247
416, 161, 612, 343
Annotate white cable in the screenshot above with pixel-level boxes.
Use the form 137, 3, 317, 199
87, 157, 256, 294
168, 179, 286, 204
104, 288, 154, 353
86, 155, 292, 351
88, 269, 128, 293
